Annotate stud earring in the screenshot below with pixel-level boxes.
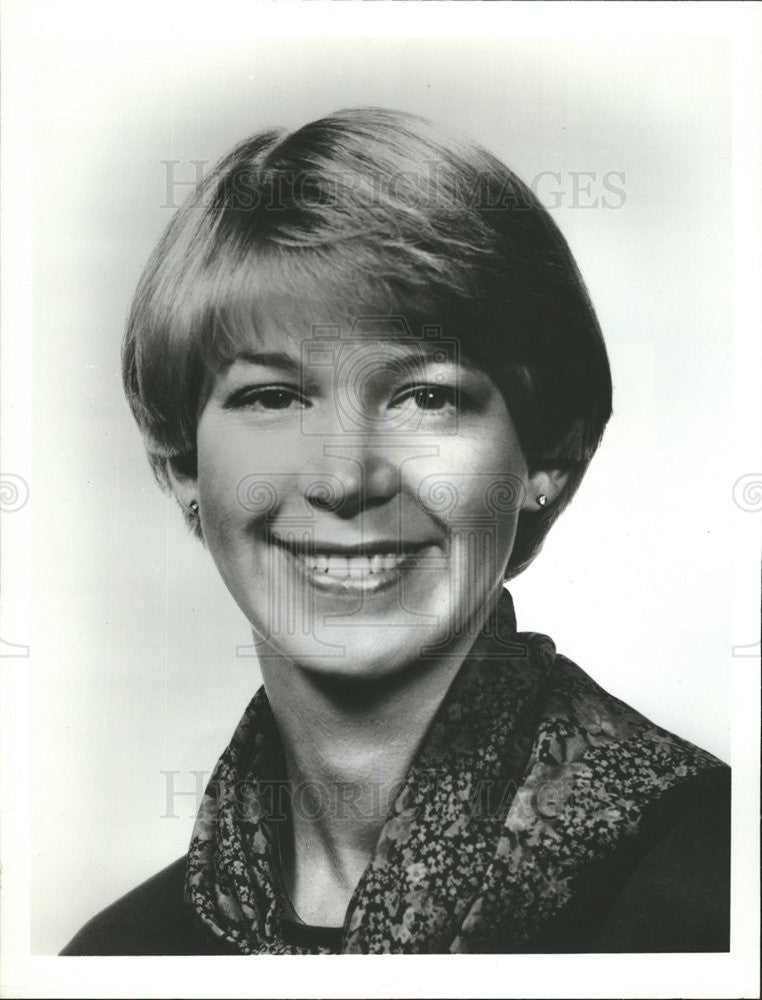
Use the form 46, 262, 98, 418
189, 500, 199, 514
537, 494, 548, 508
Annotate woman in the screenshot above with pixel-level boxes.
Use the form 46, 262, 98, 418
62, 108, 729, 955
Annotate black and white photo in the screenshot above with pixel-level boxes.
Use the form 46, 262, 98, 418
1, 2, 759, 997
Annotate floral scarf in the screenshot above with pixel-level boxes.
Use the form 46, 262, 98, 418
185, 591, 725, 954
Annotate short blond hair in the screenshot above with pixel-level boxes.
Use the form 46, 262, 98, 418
122, 108, 612, 576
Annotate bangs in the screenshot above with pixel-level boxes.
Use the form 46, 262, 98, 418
200, 246, 458, 373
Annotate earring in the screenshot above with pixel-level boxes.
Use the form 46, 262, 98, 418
537, 494, 548, 508
189, 500, 199, 514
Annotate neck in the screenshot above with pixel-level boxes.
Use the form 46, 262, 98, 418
258, 621, 491, 925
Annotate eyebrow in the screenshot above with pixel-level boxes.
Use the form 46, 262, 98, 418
232, 351, 302, 373
230, 348, 477, 372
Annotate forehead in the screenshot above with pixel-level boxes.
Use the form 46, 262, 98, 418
216, 292, 466, 373
203, 242, 483, 378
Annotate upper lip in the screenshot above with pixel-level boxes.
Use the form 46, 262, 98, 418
270, 535, 431, 557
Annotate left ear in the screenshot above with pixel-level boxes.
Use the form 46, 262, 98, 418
521, 467, 571, 512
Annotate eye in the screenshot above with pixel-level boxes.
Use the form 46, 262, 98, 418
226, 385, 307, 412
390, 385, 459, 413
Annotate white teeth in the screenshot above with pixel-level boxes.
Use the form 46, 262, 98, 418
294, 551, 409, 577
313, 554, 331, 574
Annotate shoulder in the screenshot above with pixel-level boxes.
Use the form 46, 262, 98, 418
592, 768, 731, 951
538, 647, 728, 774
534, 766, 731, 952
60, 856, 225, 956
520, 642, 730, 951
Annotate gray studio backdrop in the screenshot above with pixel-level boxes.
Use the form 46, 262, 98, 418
27, 34, 732, 953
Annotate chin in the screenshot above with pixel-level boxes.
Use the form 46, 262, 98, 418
227, 536, 504, 680
247, 590, 492, 686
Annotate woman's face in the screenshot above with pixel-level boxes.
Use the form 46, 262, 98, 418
192, 316, 533, 680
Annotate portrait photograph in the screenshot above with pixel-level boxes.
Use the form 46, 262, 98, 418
1, 1, 759, 998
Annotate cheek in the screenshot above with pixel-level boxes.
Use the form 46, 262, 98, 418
196, 432, 242, 516
422, 427, 527, 572
415, 428, 527, 513
195, 417, 298, 524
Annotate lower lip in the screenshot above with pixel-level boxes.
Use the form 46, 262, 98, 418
275, 544, 437, 596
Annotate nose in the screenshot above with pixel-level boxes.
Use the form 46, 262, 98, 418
302, 435, 398, 518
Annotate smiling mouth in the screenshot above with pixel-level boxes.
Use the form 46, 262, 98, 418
270, 536, 433, 590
